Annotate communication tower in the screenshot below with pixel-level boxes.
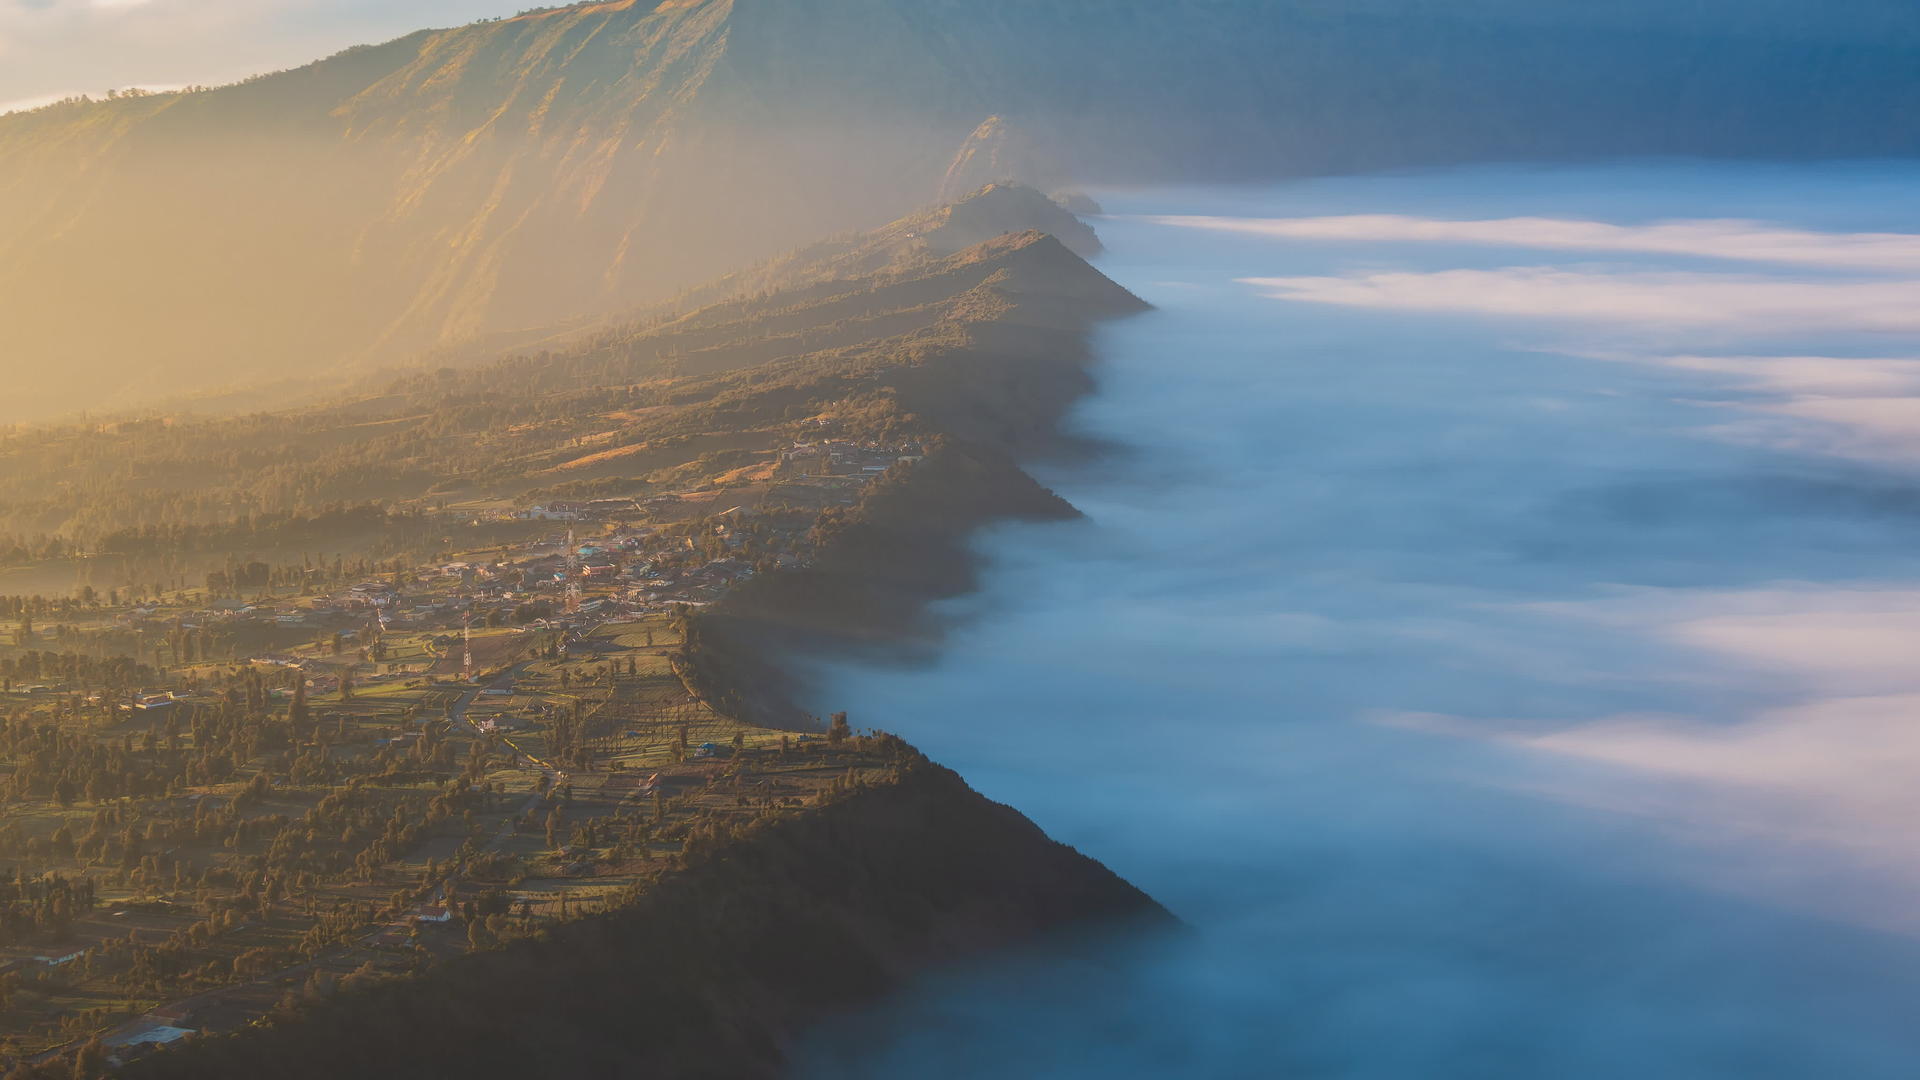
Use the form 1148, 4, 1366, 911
565, 528, 582, 614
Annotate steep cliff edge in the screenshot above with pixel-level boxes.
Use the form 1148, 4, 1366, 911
670, 228, 1147, 727
938, 116, 1050, 203
650, 183, 1105, 322
119, 752, 1169, 1080
678, 439, 1080, 725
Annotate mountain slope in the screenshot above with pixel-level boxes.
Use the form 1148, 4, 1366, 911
3, 0, 1918, 424
0, 184, 1138, 556
119, 755, 1170, 1080
0, 1, 751, 422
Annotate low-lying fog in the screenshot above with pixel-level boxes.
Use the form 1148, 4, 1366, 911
793, 161, 1920, 1078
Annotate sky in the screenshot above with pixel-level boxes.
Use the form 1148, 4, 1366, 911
0, 0, 511, 114
8, 0, 1918, 116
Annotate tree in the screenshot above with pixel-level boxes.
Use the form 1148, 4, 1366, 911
288, 677, 310, 737
235, 946, 276, 979
72, 1037, 107, 1080
465, 917, 495, 952
827, 712, 851, 745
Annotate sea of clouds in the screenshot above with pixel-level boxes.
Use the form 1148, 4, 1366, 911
795, 161, 1920, 1078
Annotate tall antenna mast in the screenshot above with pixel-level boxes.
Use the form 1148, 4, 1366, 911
565, 527, 582, 614
462, 616, 473, 683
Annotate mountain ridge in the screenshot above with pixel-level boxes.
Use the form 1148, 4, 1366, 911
0, 184, 1137, 552
4, 0, 1919, 424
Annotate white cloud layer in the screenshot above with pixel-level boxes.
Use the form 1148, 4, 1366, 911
1655, 353, 1920, 396
1549, 352, 1920, 468
1425, 584, 1920, 930
1239, 268, 1920, 334
1207, 211, 1920, 470
1156, 212, 1920, 271
1201, 203, 1920, 926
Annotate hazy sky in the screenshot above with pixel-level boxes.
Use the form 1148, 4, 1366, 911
8, 0, 1917, 116
0, 0, 509, 114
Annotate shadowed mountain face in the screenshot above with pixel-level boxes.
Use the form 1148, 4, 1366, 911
3, 0, 1918, 422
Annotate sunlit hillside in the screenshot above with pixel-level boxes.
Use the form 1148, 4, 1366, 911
3, 0, 1918, 423
0, 185, 1128, 583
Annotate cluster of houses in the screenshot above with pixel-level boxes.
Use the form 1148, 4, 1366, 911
400, 522, 781, 621
17, 467, 870, 706
779, 439, 924, 478
517, 497, 646, 522
627, 557, 755, 606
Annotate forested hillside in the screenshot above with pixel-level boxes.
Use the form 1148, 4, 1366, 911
3, 0, 1918, 423
114, 753, 1168, 1080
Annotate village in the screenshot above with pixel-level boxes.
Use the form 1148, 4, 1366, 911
0, 437, 925, 1068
